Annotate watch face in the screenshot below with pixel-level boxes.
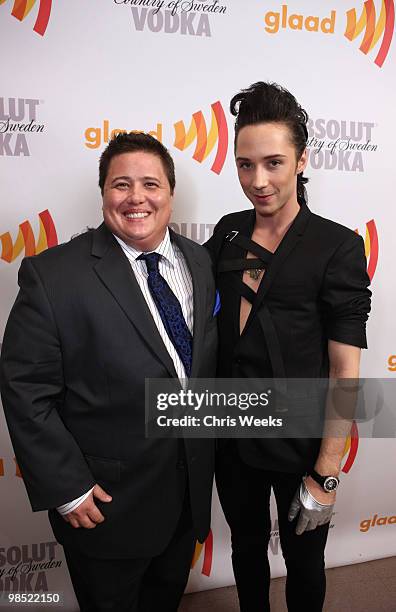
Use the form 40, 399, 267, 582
324, 477, 339, 492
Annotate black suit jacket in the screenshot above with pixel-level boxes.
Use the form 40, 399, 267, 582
205, 204, 371, 472
0, 224, 217, 558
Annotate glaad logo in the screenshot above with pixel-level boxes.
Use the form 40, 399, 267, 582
341, 421, 359, 473
0, 0, 52, 36
360, 513, 396, 532
388, 355, 396, 371
0, 210, 58, 264
345, 0, 395, 68
174, 101, 228, 174
85, 120, 163, 150
263, 2, 394, 68
0, 457, 22, 478
306, 118, 378, 173
0, 98, 45, 157
117, 0, 228, 37
84, 101, 229, 175
355, 219, 379, 281
191, 529, 213, 576
264, 5, 336, 35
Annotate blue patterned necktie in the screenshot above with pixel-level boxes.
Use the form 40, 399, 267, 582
139, 252, 192, 377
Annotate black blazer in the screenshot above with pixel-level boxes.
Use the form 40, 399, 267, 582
205, 203, 371, 472
0, 224, 218, 558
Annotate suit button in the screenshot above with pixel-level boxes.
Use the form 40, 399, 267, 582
177, 460, 185, 469
190, 456, 196, 463
235, 358, 242, 364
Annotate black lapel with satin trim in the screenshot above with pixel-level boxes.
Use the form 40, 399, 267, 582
170, 229, 205, 379
243, 203, 312, 336
91, 224, 178, 378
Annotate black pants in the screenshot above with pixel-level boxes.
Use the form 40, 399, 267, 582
62, 492, 196, 612
216, 442, 330, 612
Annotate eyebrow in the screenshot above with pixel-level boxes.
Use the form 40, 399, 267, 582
110, 175, 160, 183
111, 176, 130, 183
236, 154, 288, 161
142, 176, 160, 182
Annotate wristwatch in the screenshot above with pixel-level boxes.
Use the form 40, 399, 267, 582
309, 469, 340, 492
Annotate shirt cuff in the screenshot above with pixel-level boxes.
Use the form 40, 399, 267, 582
56, 486, 95, 516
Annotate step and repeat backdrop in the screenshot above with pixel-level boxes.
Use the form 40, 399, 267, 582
1, 0, 395, 609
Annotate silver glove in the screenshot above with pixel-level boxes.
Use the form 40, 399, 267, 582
288, 478, 334, 535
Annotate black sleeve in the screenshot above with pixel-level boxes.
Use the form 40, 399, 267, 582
0, 257, 95, 511
320, 234, 371, 348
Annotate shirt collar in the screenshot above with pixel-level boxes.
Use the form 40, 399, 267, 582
113, 228, 176, 267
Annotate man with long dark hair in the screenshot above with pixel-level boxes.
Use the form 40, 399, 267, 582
206, 82, 371, 611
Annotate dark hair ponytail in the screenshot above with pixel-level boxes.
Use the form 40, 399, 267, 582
230, 82, 309, 205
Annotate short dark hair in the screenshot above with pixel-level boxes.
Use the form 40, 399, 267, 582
230, 82, 309, 205
98, 132, 176, 195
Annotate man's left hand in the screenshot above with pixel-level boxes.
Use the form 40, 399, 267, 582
63, 484, 112, 529
288, 477, 335, 535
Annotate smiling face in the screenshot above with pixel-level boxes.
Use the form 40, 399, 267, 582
235, 122, 307, 219
102, 151, 173, 252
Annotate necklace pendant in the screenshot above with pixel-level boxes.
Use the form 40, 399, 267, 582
249, 268, 262, 281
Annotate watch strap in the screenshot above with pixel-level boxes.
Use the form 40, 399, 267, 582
309, 469, 339, 491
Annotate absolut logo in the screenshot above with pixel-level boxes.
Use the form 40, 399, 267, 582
131, 7, 211, 36
0, 98, 45, 157
306, 118, 378, 173
0, 542, 62, 593
114, 0, 228, 37
169, 222, 215, 244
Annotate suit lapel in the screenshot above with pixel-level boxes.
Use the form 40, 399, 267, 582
243, 203, 312, 335
222, 211, 255, 341
91, 224, 178, 378
170, 230, 205, 379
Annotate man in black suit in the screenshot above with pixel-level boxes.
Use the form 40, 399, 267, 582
205, 82, 371, 611
0, 132, 217, 611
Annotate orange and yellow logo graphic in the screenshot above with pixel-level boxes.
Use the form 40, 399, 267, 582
345, 0, 395, 68
342, 421, 359, 473
356, 219, 378, 281
174, 101, 228, 175
264, 2, 394, 67
0, 0, 52, 36
0, 209, 58, 263
0, 457, 22, 478
191, 529, 213, 576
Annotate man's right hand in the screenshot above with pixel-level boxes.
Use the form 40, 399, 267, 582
63, 484, 112, 529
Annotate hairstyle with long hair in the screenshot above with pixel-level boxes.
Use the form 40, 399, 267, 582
99, 132, 175, 195
230, 81, 309, 205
